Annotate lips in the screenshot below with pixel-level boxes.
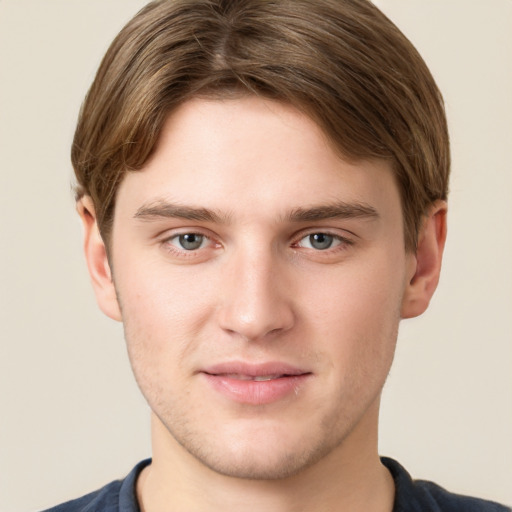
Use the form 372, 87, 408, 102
220, 374, 285, 381
200, 362, 311, 405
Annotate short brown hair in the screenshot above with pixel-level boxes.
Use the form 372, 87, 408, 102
72, 0, 450, 250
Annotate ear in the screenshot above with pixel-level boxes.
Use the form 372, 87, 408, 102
77, 196, 122, 322
401, 201, 447, 319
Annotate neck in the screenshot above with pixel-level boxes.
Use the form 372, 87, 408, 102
137, 404, 394, 512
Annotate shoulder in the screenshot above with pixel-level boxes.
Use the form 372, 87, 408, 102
40, 480, 122, 512
415, 479, 511, 512
382, 457, 511, 512
40, 459, 151, 512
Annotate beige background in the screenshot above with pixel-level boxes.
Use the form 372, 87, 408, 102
1, 1, 511, 510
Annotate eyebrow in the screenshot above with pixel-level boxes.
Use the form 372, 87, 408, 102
133, 199, 379, 224
134, 201, 230, 223
284, 202, 379, 223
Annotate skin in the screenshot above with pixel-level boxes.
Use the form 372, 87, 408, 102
80, 97, 446, 511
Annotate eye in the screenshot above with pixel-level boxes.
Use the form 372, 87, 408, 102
169, 233, 208, 251
297, 233, 343, 251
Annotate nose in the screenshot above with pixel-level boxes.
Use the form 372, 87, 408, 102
217, 246, 295, 342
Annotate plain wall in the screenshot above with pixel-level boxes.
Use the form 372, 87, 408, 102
0, 1, 511, 510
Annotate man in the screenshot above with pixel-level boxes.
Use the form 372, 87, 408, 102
44, 0, 510, 510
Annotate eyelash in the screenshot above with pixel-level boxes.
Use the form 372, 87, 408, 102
160, 230, 354, 259
291, 231, 354, 254
161, 231, 217, 258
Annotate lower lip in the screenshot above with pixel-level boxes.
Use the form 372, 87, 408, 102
202, 373, 310, 405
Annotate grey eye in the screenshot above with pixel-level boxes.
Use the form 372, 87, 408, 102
307, 233, 334, 250
176, 233, 205, 250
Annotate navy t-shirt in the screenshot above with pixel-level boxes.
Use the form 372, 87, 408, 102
42, 458, 511, 511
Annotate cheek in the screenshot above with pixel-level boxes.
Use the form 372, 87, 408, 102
113, 260, 217, 386
116, 257, 214, 330
304, 251, 406, 371
308, 251, 405, 325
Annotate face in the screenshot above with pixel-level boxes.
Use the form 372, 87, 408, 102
97, 97, 419, 479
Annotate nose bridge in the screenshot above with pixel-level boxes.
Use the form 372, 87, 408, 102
218, 241, 294, 341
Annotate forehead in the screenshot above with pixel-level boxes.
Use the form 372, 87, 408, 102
115, 97, 401, 224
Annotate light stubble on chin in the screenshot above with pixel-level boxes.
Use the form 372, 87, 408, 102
146, 378, 382, 482
155, 410, 345, 480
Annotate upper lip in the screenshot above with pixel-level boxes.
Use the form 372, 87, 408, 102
201, 361, 310, 378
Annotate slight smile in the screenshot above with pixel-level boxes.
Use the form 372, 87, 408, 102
200, 362, 313, 405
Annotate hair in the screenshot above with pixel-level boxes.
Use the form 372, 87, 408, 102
72, 0, 450, 251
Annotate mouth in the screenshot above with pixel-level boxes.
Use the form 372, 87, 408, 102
208, 373, 298, 381
200, 362, 312, 405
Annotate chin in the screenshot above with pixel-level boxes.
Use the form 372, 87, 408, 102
192, 443, 329, 481
171, 419, 342, 481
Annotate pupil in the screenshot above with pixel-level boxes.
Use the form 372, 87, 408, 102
180, 234, 203, 250
310, 233, 333, 250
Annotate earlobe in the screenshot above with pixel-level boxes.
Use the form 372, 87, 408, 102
77, 197, 122, 322
401, 201, 447, 319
